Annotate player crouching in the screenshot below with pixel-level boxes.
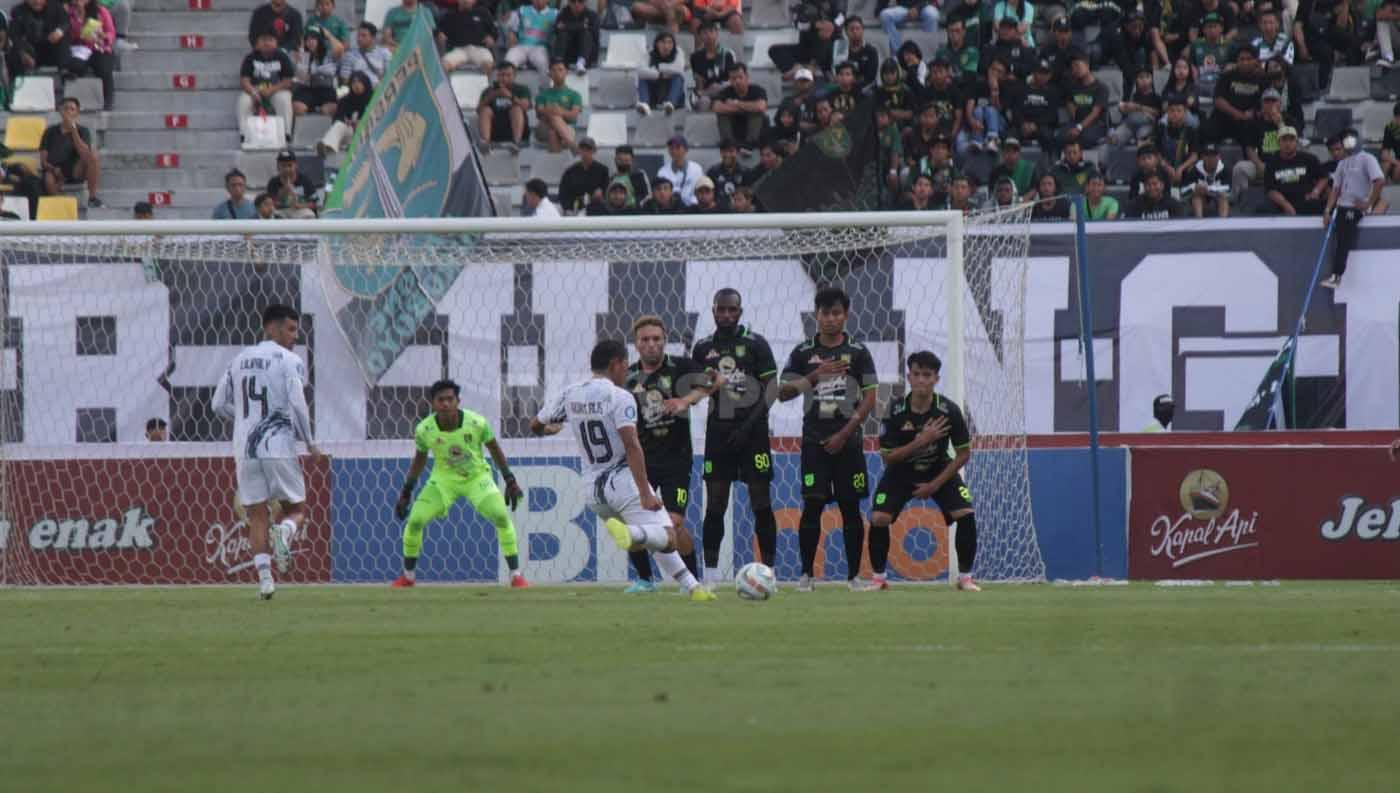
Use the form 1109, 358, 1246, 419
869, 352, 980, 592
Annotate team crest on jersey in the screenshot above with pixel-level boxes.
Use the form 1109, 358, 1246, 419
840, 354, 851, 363
808, 354, 823, 365
632, 383, 646, 394
902, 421, 915, 431
706, 349, 720, 360
659, 375, 672, 392
735, 345, 746, 357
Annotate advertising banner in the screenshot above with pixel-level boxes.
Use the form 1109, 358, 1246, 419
1128, 446, 1400, 579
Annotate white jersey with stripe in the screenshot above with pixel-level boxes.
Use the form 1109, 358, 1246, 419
210, 339, 314, 459
537, 376, 638, 482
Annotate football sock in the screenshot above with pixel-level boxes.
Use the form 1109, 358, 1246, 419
402, 556, 418, 581
702, 508, 725, 568
754, 507, 777, 566
799, 500, 824, 576
254, 553, 272, 583
954, 514, 978, 574
504, 554, 520, 573
655, 550, 699, 592
628, 549, 653, 582
839, 501, 864, 580
680, 551, 700, 578
705, 565, 720, 583
868, 523, 891, 575
275, 517, 297, 540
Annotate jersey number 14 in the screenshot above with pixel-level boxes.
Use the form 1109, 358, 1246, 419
242, 376, 269, 419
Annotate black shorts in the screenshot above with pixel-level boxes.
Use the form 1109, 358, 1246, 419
649, 469, 693, 514
872, 469, 973, 519
703, 424, 774, 484
800, 440, 869, 503
488, 105, 528, 142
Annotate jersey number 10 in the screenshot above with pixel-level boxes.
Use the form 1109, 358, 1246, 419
578, 419, 613, 465
242, 376, 269, 419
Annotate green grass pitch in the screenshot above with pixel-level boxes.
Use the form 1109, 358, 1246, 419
2, 582, 1398, 792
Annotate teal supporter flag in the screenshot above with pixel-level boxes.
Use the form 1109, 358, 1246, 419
320, 11, 494, 384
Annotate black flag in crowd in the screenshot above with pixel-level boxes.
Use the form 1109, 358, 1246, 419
754, 96, 883, 213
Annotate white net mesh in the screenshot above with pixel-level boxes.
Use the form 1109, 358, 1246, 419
0, 210, 1044, 586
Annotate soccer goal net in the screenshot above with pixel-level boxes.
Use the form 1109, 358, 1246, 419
0, 210, 1044, 587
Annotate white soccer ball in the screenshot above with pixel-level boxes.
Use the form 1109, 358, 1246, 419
735, 562, 777, 601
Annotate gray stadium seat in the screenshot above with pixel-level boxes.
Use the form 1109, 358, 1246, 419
595, 71, 639, 109
292, 115, 333, 149
62, 77, 104, 111
633, 112, 678, 146
1358, 100, 1393, 142
683, 113, 722, 147
1104, 144, 1137, 184
1312, 107, 1354, 143
529, 150, 574, 184
481, 150, 521, 186
1094, 68, 1123, 107
1327, 66, 1371, 102
747, 0, 789, 28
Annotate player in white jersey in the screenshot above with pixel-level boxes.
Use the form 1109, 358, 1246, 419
530, 339, 716, 601
211, 304, 323, 600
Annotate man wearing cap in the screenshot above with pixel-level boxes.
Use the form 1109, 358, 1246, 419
1228, 85, 1286, 204
690, 177, 724, 213
536, 59, 582, 154
657, 136, 706, 206
1188, 12, 1230, 82
1264, 126, 1327, 216
1321, 128, 1386, 289
1185, 142, 1231, 217
786, 67, 820, 134
1059, 51, 1108, 148
1143, 394, 1174, 432
987, 16, 1036, 78
266, 150, 318, 219
1039, 17, 1077, 90
713, 63, 769, 147
1020, 58, 1064, 149
877, 0, 939, 52
1184, 0, 1234, 40
559, 136, 610, 214
990, 137, 1036, 194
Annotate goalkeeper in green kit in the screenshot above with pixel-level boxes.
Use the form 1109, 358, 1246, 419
391, 379, 528, 588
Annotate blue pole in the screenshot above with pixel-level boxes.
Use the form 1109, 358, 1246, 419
1071, 195, 1104, 578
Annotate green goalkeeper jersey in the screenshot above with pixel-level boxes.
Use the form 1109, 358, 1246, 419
414, 410, 495, 482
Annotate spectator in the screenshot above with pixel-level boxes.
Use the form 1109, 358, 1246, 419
825, 61, 861, 123
896, 173, 938, 210
657, 135, 704, 205
523, 177, 562, 217
40, 97, 102, 207
10, 0, 70, 74
991, 0, 1035, 46
68, 0, 115, 110
1265, 127, 1328, 215
1060, 51, 1108, 148
1253, 9, 1294, 65
254, 192, 276, 218
910, 133, 956, 202
1103, 9, 1152, 81
588, 180, 634, 214
1019, 58, 1063, 149
558, 135, 608, 212
990, 137, 1035, 195
763, 97, 801, 154
613, 144, 650, 204
689, 0, 742, 36
1156, 97, 1200, 189
1228, 86, 1285, 204
439, 0, 496, 72
1112, 67, 1161, 145
1030, 172, 1071, 219
769, 6, 842, 79
1161, 56, 1199, 123
213, 168, 258, 219
986, 15, 1035, 78
383, 0, 435, 50
689, 21, 736, 110
875, 58, 915, 125
292, 29, 340, 116
536, 58, 582, 152
636, 30, 685, 115
1204, 46, 1266, 144
1038, 16, 1074, 88
1380, 102, 1400, 182
943, 0, 989, 47
248, 0, 303, 51
1321, 128, 1384, 289
896, 40, 927, 92
505, 0, 556, 74
1081, 171, 1120, 219
730, 185, 757, 212
340, 22, 390, 85
267, 150, 318, 218
876, 104, 904, 196
1378, 0, 1400, 68
809, 95, 836, 134
630, 0, 686, 33
1052, 138, 1097, 193
1127, 171, 1183, 218
132, 200, 153, 219
787, 67, 819, 133
1188, 12, 1229, 89
745, 142, 783, 185
922, 57, 963, 138
947, 173, 977, 213
956, 55, 1012, 154
477, 61, 531, 152
841, 16, 880, 90
317, 70, 372, 154
707, 139, 744, 206
305, 0, 348, 57
145, 417, 168, 441
106, 0, 136, 52
238, 31, 295, 144
987, 175, 1017, 207
640, 176, 683, 212
905, 104, 944, 168
553, 0, 599, 73
691, 176, 724, 212
934, 17, 980, 79
1186, 142, 1230, 216
713, 62, 768, 148
1182, 0, 1234, 40
1295, 0, 1358, 94
878, 0, 938, 52
1323, 133, 1345, 180
1128, 142, 1169, 201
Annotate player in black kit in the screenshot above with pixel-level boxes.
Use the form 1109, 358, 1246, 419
622, 315, 715, 591
870, 351, 980, 591
778, 287, 878, 591
691, 288, 780, 584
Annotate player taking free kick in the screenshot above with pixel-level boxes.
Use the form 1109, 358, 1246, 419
211, 304, 323, 601
530, 340, 716, 602
392, 379, 527, 588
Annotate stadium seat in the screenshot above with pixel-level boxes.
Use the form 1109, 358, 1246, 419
566, 73, 590, 108
1312, 107, 1353, 143
3, 116, 47, 151
1383, 184, 1400, 212
480, 149, 521, 186
1103, 144, 1137, 184
490, 188, 514, 216
451, 72, 490, 110
1372, 66, 1400, 101
748, 30, 799, 71
10, 75, 55, 112
585, 112, 628, 147
594, 71, 638, 109
603, 33, 649, 69
633, 112, 677, 147
1094, 69, 1123, 107
683, 113, 721, 147
291, 114, 333, 149
363, 0, 395, 29
1327, 66, 1371, 102
36, 195, 78, 220
1, 195, 31, 220
62, 77, 104, 111
1293, 62, 1323, 103
529, 150, 574, 184
1358, 100, 1393, 142
748, 0, 789, 27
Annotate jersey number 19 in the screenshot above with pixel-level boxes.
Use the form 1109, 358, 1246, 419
578, 419, 613, 465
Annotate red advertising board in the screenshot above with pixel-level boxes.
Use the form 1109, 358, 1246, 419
1129, 447, 1400, 579
0, 457, 331, 584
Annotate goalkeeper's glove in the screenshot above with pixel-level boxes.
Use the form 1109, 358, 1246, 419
395, 480, 416, 521
504, 473, 523, 512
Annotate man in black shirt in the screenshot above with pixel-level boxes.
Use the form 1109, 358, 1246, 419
707, 139, 745, 207
266, 149, 318, 217
39, 98, 103, 208
622, 315, 714, 590
1127, 170, 1182, 218
1264, 126, 1328, 215
613, 145, 650, 205
870, 351, 980, 591
238, 32, 296, 145
1039, 17, 1077, 91
842, 16, 881, 91
1059, 51, 1108, 148
713, 63, 769, 146
9, 0, 69, 73
558, 136, 609, 213
692, 289, 781, 577
825, 61, 862, 124
551, 0, 599, 71
985, 16, 1035, 79
689, 21, 737, 110
921, 58, 963, 139
248, 0, 303, 51
1128, 142, 1169, 201
779, 287, 879, 591
1019, 59, 1063, 150
640, 177, 683, 213
1204, 46, 1267, 145
438, 0, 497, 71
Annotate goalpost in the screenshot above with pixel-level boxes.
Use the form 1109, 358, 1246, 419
0, 210, 1044, 587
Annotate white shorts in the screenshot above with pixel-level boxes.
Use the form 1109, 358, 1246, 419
587, 465, 670, 532
236, 457, 306, 506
